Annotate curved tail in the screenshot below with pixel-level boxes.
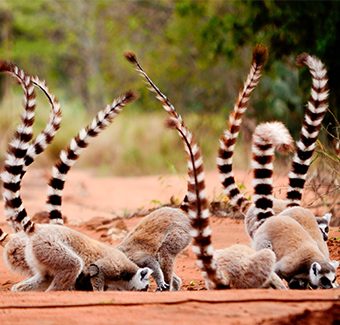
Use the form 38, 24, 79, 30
124, 50, 191, 210
0, 59, 37, 232
124, 51, 228, 289
247, 122, 294, 237
21, 76, 62, 178
46, 89, 139, 225
286, 53, 329, 207
217, 45, 267, 214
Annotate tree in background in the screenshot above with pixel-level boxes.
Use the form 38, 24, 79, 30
1, 0, 340, 136
175, 1, 340, 136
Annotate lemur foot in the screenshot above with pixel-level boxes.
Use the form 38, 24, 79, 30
155, 282, 170, 291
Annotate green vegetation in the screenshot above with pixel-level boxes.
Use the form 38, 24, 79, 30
1, 0, 340, 176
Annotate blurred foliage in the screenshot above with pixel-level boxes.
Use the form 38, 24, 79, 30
1, 0, 340, 174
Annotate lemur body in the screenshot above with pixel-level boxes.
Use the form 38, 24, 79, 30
116, 207, 191, 291
246, 203, 329, 259
15, 223, 151, 291
2, 86, 153, 291
247, 54, 339, 288
252, 210, 338, 289
215, 49, 335, 288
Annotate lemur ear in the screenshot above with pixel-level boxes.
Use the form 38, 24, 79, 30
323, 213, 332, 223
331, 260, 339, 269
312, 262, 321, 276
89, 264, 100, 277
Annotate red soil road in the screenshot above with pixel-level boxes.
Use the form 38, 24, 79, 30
0, 169, 339, 324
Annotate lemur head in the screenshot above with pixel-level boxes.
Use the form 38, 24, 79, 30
309, 260, 339, 289
316, 213, 332, 241
87, 254, 153, 291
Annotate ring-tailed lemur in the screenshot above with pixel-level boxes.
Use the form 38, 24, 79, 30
249, 113, 338, 289
2, 89, 153, 291
0, 61, 62, 276
246, 53, 332, 252
215, 49, 332, 243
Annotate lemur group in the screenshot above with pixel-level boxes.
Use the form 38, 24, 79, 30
0, 45, 338, 292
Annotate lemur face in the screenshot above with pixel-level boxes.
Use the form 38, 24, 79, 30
309, 261, 339, 289
106, 268, 153, 291
316, 213, 332, 241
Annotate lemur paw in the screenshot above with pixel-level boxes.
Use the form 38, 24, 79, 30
155, 282, 170, 291
11, 283, 25, 291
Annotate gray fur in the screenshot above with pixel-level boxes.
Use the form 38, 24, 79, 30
12, 224, 152, 291
252, 207, 338, 289
116, 207, 191, 291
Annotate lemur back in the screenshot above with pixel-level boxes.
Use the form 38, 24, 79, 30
3, 89, 153, 292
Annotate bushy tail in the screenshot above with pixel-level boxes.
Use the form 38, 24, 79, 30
249, 122, 294, 233
286, 53, 329, 207
124, 51, 228, 289
21, 76, 62, 178
46, 90, 139, 225
0, 59, 36, 232
217, 44, 267, 214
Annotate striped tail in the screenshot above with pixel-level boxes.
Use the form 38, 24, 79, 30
166, 118, 227, 289
124, 51, 228, 289
250, 122, 294, 233
0, 59, 36, 232
123, 51, 183, 123
286, 53, 329, 207
21, 76, 62, 178
123, 50, 192, 210
46, 89, 138, 225
217, 44, 268, 214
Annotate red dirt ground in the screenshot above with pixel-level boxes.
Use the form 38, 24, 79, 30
0, 169, 339, 324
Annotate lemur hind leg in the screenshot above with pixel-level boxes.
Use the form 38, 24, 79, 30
171, 273, 182, 291
12, 273, 52, 291
30, 240, 84, 291
135, 254, 169, 291
157, 230, 189, 291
